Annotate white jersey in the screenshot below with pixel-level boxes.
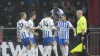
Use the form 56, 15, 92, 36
17, 19, 30, 39
57, 20, 73, 39
28, 20, 35, 38
51, 8, 64, 16
39, 17, 55, 38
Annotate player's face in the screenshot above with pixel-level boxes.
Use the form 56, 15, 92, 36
32, 14, 36, 20
61, 16, 66, 21
76, 12, 80, 19
76, 12, 79, 17
24, 13, 27, 20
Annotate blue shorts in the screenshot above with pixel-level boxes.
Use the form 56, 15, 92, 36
58, 39, 69, 45
43, 37, 53, 45
30, 38, 36, 44
53, 36, 59, 42
21, 37, 31, 46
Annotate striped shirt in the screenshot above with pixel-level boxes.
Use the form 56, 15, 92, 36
39, 17, 56, 38
57, 20, 73, 39
17, 19, 30, 39
28, 19, 35, 38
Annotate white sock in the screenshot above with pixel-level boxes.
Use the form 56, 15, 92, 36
64, 46, 69, 56
47, 46, 52, 56
35, 47, 38, 56
43, 46, 48, 56
31, 47, 35, 56
53, 44, 58, 56
27, 50, 32, 56
18, 47, 27, 56
60, 46, 65, 56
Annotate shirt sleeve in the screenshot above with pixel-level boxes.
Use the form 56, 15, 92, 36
50, 19, 56, 29
59, 9, 64, 15
25, 21, 29, 28
80, 19, 86, 29
17, 22, 19, 28
68, 21, 73, 28
39, 19, 43, 27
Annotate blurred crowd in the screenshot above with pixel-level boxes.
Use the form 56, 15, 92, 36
0, 0, 87, 41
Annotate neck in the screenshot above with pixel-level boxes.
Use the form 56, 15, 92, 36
79, 15, 83, 17
62, 19, 66, 22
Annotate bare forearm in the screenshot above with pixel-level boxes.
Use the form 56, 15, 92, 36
82, 29, 85, 35
72, 27, 76, 34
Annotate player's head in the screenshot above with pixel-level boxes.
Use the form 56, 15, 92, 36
53, 3, 58, 10
46, 12, 52, 17
76, 10, 83, 19
52, 13, 59, 21
30, 11, 36, 20
20, 12, 27, 20
61, 14, 66, 21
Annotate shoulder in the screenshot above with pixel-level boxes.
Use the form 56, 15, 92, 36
67, 21, 70, 23
28, 20, 32, 23
24, 20, 28, 25
17, 20, 20, 24
41, 18, 45, 21
28, 20, 31, 22
80, 16, 86, 21
58, 8, 63, 12
58, 8, 63, 11
49, 18, 54, 22
81, 16, 86, 20
51, 10, 53, 13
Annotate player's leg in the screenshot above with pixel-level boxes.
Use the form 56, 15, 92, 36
64, 39, 69, 56
43, 37, 52, 56
82, 34, 89, 56
43, 38, 49, 56
35, 46, 38, 56
64, 45, 69, 56
18, 37, 31, 56
47, 45, 52, 56
30, 38, 36, 56
60, 45, 65, 56
53, 36, 58, 56
47, 37, 52, 56
59, 39, 65, 56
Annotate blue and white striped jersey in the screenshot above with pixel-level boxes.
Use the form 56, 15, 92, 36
17, 19, 30, 39
39, 17, 56, 38
57, 20, 73, 39
28, 19, 35, 38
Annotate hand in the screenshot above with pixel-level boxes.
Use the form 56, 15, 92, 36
74, 33, 77, 37
81, 36, 84, 42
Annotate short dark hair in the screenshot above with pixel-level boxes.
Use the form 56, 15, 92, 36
20, 12, 26, 18
30, 11, 36, 17
46, 12, 52, 17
